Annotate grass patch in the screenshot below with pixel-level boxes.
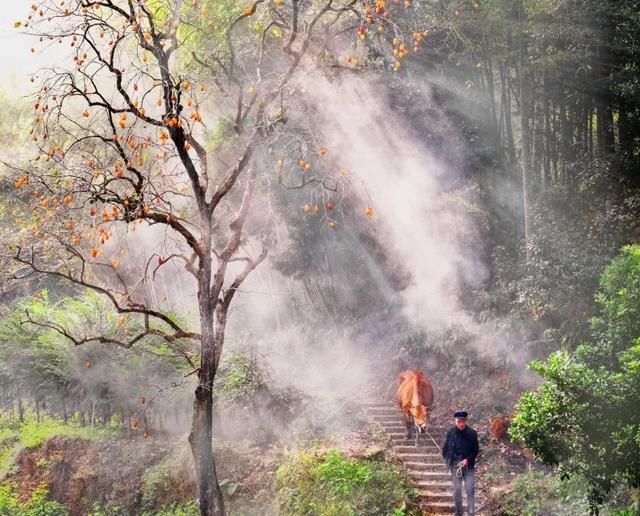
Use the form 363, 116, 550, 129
88, 501, 199, 516
0, 416, 118, 479
276, 448, 420, 516
18, 418, 118, 449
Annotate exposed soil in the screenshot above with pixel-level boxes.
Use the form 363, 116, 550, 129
8, 435, 179, 515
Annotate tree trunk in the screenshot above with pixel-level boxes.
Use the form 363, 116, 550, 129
518, 0, 531, 263
189, 249, 224, 516
542, 68, 551, 190
91, 397, 96, 427
595, 43, 615, 156
62, 392, 68, 424
501, 62, 516, 165
483, 54, 499, 151
17, 396, 24, 423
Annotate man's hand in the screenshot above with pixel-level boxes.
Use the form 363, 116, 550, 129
461, 459, 469, 468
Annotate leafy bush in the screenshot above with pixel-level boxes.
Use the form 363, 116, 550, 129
498, 471, 589, 516
214, 347, 300, 416
0, 484, 18, 514
141, 463, 172, 511
217, 350, 268, 403
498, 472, 557, 516
276, 448, 419, 515
0, 484, 67, 516
141, 501, 199, 516
511, 245, 640, 510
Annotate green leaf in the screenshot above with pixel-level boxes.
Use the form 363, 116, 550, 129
219, 479, 239, 497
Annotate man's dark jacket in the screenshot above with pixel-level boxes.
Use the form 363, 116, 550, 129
441, 426, 479, 469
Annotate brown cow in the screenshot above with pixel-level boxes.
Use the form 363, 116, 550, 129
489, 416, 511, 443
396, 369, 434, 446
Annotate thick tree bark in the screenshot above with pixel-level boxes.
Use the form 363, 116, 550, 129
189, 376, 222, 516
189, 245, 225, 516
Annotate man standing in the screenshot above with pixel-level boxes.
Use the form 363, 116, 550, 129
441, 411, 479, 516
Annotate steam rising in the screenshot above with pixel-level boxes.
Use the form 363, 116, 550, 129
302, 72, 486, 328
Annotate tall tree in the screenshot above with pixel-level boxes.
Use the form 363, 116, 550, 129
2, 1, 428, 514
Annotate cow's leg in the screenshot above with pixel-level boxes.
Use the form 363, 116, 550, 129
403, 413, 411, 440
414, 426, 419, 447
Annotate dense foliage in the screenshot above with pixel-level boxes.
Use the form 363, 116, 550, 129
511, 245, 640, 510
1, 0, 640, 513
276, 448, 419, 515
0, 291, 191, 430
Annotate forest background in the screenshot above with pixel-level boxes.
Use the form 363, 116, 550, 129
0, 0, 639, 515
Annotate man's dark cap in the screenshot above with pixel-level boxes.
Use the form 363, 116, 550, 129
453, 411, 468, 419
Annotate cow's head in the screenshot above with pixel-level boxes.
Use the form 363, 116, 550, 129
490, 416, 511, 442
411, 404, 429, 434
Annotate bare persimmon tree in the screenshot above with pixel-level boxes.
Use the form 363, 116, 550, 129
3, 1, 429, 514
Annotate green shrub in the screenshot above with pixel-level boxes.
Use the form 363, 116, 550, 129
140, 501, 199, 516
276, 448, 419, 516
0, 483, 18, 515
511, 245, 640, 510
217, 350, 268, 403
499, 472, 556, 516
610, 509, 639, 516
141, 463, 172, 511
22, 486, 68, 516
0, 484, 67, 516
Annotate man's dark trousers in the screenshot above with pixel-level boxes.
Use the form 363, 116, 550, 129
451, 465, 474, 516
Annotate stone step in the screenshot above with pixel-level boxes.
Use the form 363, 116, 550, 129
418, 490, 454, 503
372, 416, 401, 422
397, 452, 442, 461
374, 420, 403, 426
413, 479, 452, 489
403, 461, 449, 472
392, 438, 442, 446
400, 462, 445, 471
410, 475, 451, 484
370, 414, 399, 420
394, 445, 439, 453
371, 414, 401, 422
366, 406, 400, 413
407, 470, 451, 481
398, 449, 441, 456
421, 500, 461, 514
378, 427, 406, 433
361, 401, 396, 407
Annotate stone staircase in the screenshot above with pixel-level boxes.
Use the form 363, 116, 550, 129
364, 401, 461, 515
